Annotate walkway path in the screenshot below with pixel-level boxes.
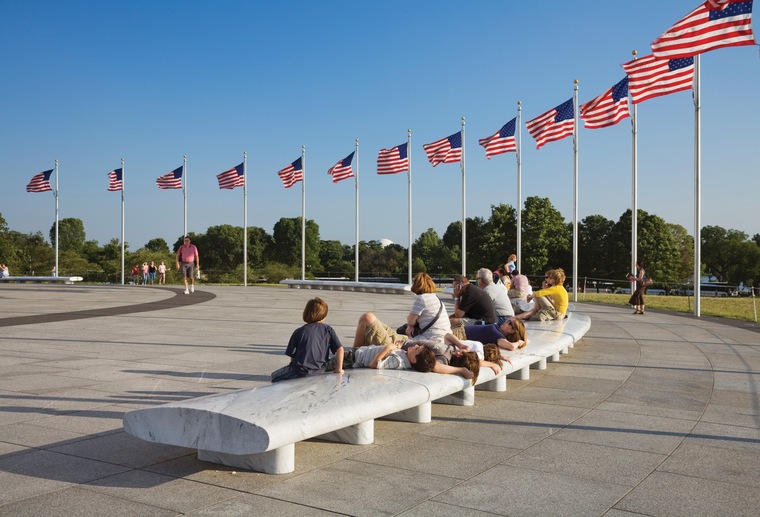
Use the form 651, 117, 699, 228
0, 285, 758, 516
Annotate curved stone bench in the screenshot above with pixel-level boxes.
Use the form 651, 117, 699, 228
123, 313, 591, 474
281, 279, 411, 295
0, 275, 83, 284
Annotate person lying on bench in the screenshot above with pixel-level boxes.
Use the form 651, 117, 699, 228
351, 312, 475, 381
450, 317, 527, 351
271, 297, 344, 382
443, 335, 507, 375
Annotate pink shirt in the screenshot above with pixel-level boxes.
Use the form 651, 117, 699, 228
178, 244, 198, 263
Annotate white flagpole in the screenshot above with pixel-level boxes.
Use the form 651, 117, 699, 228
243, 151, 248, 287
694, 55, 702, 316
183, 155, 187, 238
120, 157, 125, 285
516, 101, 522, 272
407, 129, 413, 285
54, 159, 59, 277
301, 145, 306, 281
572, 80, 579, 302
354, 138, 360, 282
461, 116, 467, 276
631, 51, 639, 292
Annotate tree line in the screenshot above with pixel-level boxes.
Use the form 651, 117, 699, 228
1, 196, 758, 287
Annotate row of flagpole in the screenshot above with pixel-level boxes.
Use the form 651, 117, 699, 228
22, 1, 756, 313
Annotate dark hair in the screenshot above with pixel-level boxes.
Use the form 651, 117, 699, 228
303, 297, 328, 323
483, 344, 503, 367
450, 351, 480, 384
410, 347, 437, 373
511, 269, 519, 276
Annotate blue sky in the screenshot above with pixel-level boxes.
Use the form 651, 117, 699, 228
1, 1, 758, 251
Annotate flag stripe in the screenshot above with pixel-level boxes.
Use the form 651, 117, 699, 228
107, 168, 123, 192
651, 0, 754, 59
580, 77, 631, 129
156, 166, 183, 189
377, 143, 409, 174
328, 152, 355, 183
525, 99, 574, 149
278, 157, 303, 188
622, 55, 694, 104
26, 169, 54, 193
423, 132, 462, 166
478, 118, 517, 158
217, 163, 245, 189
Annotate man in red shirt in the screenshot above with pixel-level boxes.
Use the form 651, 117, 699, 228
175, 236, 200, 294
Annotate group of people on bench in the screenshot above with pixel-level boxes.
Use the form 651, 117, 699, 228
271, 268, 569, 385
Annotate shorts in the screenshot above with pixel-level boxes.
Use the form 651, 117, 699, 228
531, 306, 561, 321
180, 262, 194, 279
364, 318, 407, 346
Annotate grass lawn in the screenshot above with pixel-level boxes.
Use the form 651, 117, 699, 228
577, 292, 760, 323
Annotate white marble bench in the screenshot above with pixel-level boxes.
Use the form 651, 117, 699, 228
0, 275, 83, 284
123, 313, 591, 474
280, 279, 411, 295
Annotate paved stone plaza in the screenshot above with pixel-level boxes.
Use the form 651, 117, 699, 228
1, 284, 759, 516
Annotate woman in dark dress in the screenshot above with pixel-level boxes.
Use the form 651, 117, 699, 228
627, 260, 647, 314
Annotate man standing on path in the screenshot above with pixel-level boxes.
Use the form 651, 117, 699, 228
176, 236, 200, 294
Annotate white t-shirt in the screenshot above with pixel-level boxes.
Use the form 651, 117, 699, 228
460, 339, 484, 359
484, 282, 514, 317
409, 293, 452, 339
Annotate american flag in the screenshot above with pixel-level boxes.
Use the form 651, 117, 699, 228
622, 54, 694, 104
423, 132, 462, 166
217, 163, 245, 189
525, 99, 574, 149
580, 77, 631, 129
26, 169, 54, 193
107, 168, 123, 192
478, 118, 517, 158
278, 157, 303, 188
156, 166, 183, 190
651, 0, 755, 59
327, 152, 355, 183
377, 143, 409, 174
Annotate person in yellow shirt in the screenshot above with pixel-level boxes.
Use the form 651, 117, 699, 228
516, 268, 568, 321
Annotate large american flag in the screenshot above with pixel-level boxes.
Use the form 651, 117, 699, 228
525, 99, 574, 149
423, 132, 462, 166
107, 168, 123, 192
377, 143, 409, 174
156, 166, 183, 189
217, 163, 245, 189
622, 55, 694, 104
278, 157, 303, 188
580, 77, 631, 130
652, 0, 755, 59
478, 118, 517, 158
26, 169, 54, 193
328, 152, 355, 183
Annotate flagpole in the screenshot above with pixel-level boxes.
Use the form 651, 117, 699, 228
183, 155, 187, 238
407, 129, 413, 285
120, 157, 125, 285
631, 50, 639, 292
54, 159, 59, 277
301, 145, 306, 281
461, 116, 466, 276
572, 80, 579, 302
354, 138, 360, 282
694, 55, 701, 316
243, 151, 248, 287
516, 101, 522, 272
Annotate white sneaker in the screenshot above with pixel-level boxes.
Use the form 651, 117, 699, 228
190, 285, 194, 293
184, 288, 189, 295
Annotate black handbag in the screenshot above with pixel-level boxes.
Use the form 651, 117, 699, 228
397, 299, 444, 337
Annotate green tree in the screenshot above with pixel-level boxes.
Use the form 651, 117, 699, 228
271, 217, 321, 269
668, 223, 694, 283
701, 225, 750, 282
521, 196, 571, 276
579, 214, 614, 278
483, 204, 517, 270
50, 218, 85, 252
319, 240, 352, 275
144, 238, 169, 253
247, 226, 274, 269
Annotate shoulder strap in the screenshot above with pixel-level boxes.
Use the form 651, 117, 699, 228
418, 299, 445, 334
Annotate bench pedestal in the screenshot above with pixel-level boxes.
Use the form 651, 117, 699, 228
199, 444, 295, 475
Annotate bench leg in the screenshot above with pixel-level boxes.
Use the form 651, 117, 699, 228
198, 443, 295, 474
508, 366, 530, 380
548, 352, 560, 362
476, 376, 507, 392
435, 386, 475, 406
317, 420, 374, 445
560, 346, 569, 355
383, 402, 431, 423
531, 357, 547, 370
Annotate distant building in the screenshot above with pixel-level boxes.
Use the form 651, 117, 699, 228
377, 238, 394, 247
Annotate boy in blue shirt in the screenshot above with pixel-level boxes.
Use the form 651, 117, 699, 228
271, 297, 344, 382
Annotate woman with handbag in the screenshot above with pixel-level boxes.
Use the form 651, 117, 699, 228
627, 260, 649, 314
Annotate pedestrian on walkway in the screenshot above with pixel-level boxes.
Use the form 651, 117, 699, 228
176, 236, 200, 294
